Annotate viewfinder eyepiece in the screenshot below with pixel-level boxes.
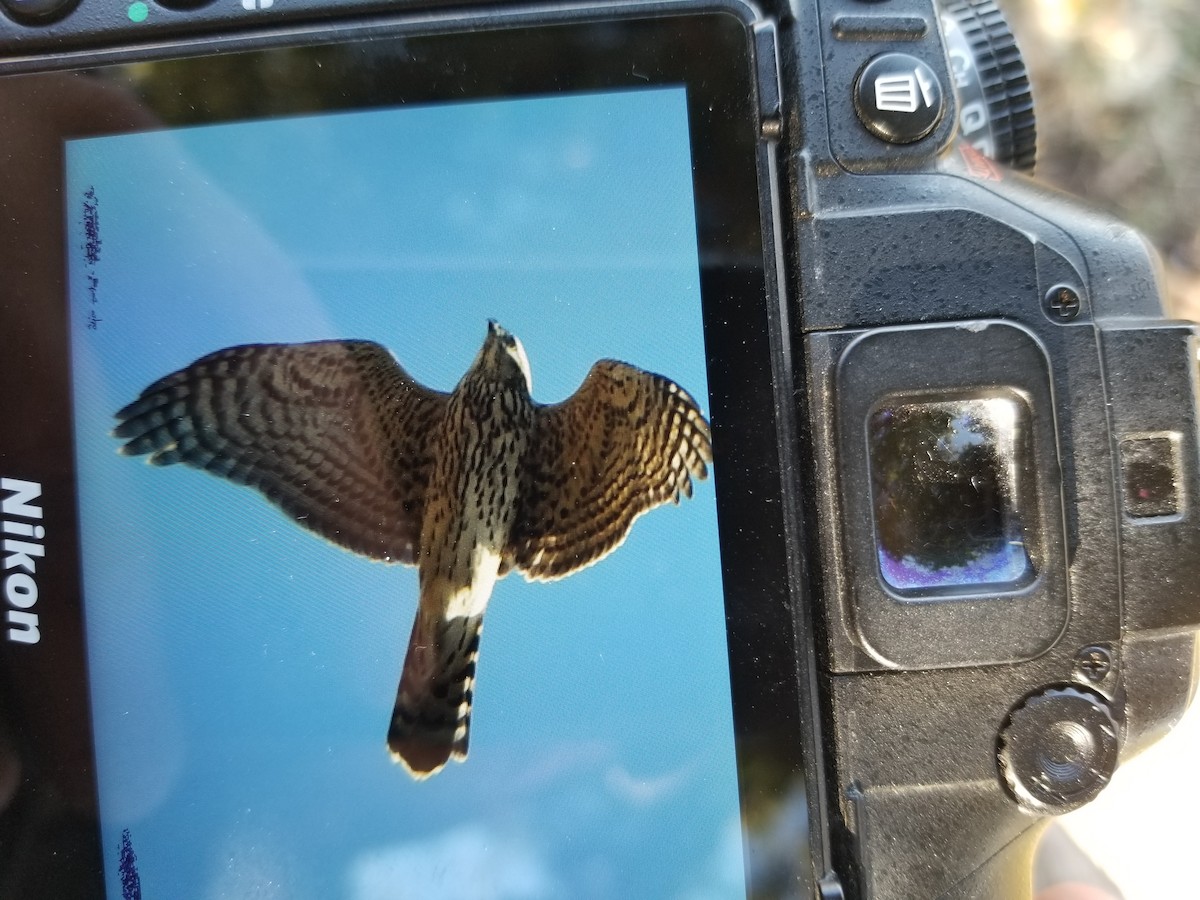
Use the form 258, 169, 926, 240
868, 393, 1038, 595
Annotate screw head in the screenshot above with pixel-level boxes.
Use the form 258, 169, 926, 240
1045, 285, 1082, 321
1074, 645, 1112, 683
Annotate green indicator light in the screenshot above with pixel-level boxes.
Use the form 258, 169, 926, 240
127, 1, 149, 22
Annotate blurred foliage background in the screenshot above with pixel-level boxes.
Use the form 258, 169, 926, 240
1004, 0, 1200, 320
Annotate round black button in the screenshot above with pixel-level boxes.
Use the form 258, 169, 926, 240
1, 0, 76, 23
854, 53, 945, 144
997, 686, 1119, 814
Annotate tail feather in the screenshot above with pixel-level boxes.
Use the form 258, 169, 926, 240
388, 608, 483, 779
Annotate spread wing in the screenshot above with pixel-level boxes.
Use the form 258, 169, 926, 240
113, 340, 448, 564
508, 359, 712, 581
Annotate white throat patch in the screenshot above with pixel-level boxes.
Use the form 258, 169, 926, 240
506, 336, 533, 393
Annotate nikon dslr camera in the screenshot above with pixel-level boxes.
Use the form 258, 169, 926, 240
2, 0, 1197, 897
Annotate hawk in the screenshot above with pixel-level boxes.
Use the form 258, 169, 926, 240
113, 321, 712, 778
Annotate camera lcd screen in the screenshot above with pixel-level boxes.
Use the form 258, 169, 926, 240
0, 12, 810, 899
70, 88, 743, 899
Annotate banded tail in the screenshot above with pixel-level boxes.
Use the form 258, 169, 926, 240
388, 605, 483, 778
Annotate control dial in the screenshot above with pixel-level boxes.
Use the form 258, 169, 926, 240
998, 686, 1120, 814
940, 0, 1038, 172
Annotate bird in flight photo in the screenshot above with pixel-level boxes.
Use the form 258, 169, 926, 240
113, 321, 712, 779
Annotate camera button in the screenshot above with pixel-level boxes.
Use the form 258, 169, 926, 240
0, 0, 76, 24
854, 53, 945, 144
997, 686, 1119, 814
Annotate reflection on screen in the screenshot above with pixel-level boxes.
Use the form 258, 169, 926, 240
868, 394, 1037, 595
66, 86, 745, 899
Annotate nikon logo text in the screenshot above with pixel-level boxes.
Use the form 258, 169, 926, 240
3, 478, 44, 645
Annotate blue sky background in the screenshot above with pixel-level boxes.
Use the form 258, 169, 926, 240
65, 88, 746, 899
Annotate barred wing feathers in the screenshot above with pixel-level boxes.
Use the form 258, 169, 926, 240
509, 359, 712, 581
113, 340, 448, 564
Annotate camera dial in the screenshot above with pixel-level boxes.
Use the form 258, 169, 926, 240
941, 0, 1039, 171
998, 686, 1120, 814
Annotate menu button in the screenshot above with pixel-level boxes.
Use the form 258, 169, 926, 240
854, 53, 945, 144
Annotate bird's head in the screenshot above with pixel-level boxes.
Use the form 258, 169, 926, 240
472, 320, 532, 393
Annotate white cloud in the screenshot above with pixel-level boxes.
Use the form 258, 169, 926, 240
348, 824, 560, 900
604, 762, 695, 807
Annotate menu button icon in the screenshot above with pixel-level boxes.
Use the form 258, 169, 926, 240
855, 53, 945, 144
